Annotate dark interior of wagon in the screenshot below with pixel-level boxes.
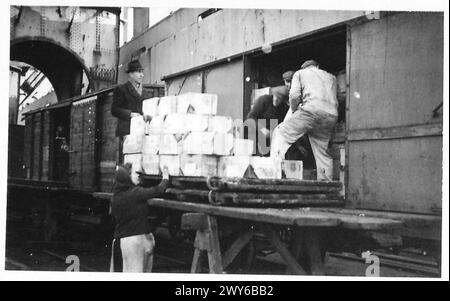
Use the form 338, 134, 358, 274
247, 27, 347, 172
50, 107, 71, 182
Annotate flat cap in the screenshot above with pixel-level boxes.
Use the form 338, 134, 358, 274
301, 60, 319, 69
282, 71, 295, 80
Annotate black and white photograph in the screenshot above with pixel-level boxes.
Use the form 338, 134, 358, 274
1, 0, 448, 282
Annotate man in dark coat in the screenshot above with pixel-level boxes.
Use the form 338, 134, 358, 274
111, 60, 152, 161
246, 86, 289, 156
110, 164, 169, 272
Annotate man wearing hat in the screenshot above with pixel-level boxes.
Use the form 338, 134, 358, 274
271, 60, 338, 180
111, 59, 152, 162
246, 85, 289, 156
282, 70, 295, 90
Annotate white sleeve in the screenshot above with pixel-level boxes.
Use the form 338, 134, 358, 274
289, 70, 302, 109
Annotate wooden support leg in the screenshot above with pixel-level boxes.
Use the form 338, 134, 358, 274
183, 213, 223, 274
190, 248, 202, 273
205, 215, 223, 274
303, 228, 325, 275
290, 227, 325, 275
222, 229, 255, 270
261, 224, 306, 275
288, 227, 307, 275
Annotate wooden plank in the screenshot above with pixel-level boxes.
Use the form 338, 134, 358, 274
316, 208, 441, 240
140, 174, 343, 192
349, 13, 443, 130
303, 228, 324, 275
92, 192, 113, 200
190, 248, 202, 273
260, 224, 306, 274
222, 230, 255, 269
218, 177, 342, 188
347, 137, 442, 215
220, 182, 342, 193
223, 193, 344, 207
348, 123, 442, 141
149, 198, 403, 229
205, 215, 223, 273
148, 198, 305, 226
165, 188, 344, 207
324, 213, 402, 231
181, 213, 208, 231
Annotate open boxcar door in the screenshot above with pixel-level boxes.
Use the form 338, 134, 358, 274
346, 12, 443, 215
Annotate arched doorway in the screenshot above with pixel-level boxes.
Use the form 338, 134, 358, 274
10, 38, 93, 181
10, 37, 92, 102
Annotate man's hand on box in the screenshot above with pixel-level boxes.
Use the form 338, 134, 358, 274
162, 167, 170, 180
130, 112, 142, 118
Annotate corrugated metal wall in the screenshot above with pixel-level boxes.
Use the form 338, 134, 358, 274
347, 12, 443, 214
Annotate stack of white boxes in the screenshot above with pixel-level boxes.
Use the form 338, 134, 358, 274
123, 116, 146, 184
123, 92, 303, 181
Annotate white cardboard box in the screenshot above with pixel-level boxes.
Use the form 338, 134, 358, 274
176, 92, 218, 115
142, 97, 160, 117
249, 157, 282, 179
183, 132, 233, 155
159, 155, 181, 176
180, 155, 218, 177
142, 154, 160, 175
142, 135, 161, 155
159, 134, 184, 155
147, 115, 166, 134
164, 114, 189, 134
208, 116, 233, 133
158, 95, 177, 116
281, 160, 303, 180
184, 114, 210, 132
123, 134, 144, 154
123, 153, 143, 185
214, 133, 234, 155
234, 139, 254, 156
218, 156, 251, 178
130, 116, 146, 136
251, 87, 271, 109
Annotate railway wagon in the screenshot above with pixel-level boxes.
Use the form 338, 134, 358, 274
7, 84, 164, 244
117, 9, 443, 243
8, 9, 443, 273
20, 84, 165, 191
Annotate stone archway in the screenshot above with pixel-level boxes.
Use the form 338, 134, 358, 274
10, 37, 93, 102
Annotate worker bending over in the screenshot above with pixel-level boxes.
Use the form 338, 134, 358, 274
246, 86, 289, 156
271, 60, 338, 181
